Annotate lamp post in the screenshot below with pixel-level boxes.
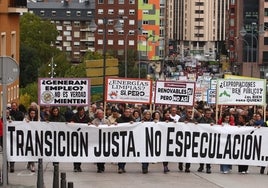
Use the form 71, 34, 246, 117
236, 37, 249, 62
48, 56, 57, 78
240, 22, 258, 77
89, 17, 124, 102
124, 28, 142, 78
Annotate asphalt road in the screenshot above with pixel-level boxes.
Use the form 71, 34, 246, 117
2, 162, 268, 188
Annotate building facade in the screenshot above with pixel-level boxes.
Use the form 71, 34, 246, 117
228, 0, 268, 78
27, 0, 96, 63
170, 0, 227, 62
0, 0, 27, 111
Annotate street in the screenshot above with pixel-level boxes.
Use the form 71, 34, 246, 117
3, 162, 268, 188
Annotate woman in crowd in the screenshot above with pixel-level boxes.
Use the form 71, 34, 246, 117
218, 113, 233, 174
24, 107, 39, 172
160, 109, 174, 173
141, 110, 152, 174
48, 106, 65, 122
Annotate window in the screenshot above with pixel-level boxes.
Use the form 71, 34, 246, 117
108, 19, 114, 25
74, 42, 80, 46
128, 30, 135, 35
98, 39, 103, 45
129, 20, 135, 25
143, 0, 148, 3
66, 11, 71, 16
195, 10, 204, 14
76, 11, 81, 16
108, 9, 114, 15
11, 32, 16, 58
143, 20, 149, 25
1, 32, 7, 55
40, 10, 45, 16
119, 0, 124, 4
108, 0, 114, 4
52, 11, 56, 16
63, 31, 71, 36
108, 29, 114, 35
129, 0, 135, 4
195, 2, 204, 6
98, 9, 103, 15
74, 21, 80, 27
108, 40, 113, 45
118, 9, 124, 15
264, 37, 268, 45
98, 0, 104, 4
129, 40, 135, 46
118, 40, 124, 45
74, 31, 80, 38
87, 11, 92, 16
129, 9, 135, 15
98, 29, 104, 35
143, 10, 149, 14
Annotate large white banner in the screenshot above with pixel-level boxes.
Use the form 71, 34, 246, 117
154, 81, 195, 106
106, 77, 152, 104
7, 121, 268, 166
38, 78, 91, 106
217, 79, 266, 105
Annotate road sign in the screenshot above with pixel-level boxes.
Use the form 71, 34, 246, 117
0, 56, 19, 85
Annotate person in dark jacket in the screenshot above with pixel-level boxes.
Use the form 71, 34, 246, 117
115, 108, 134, 174
197, 108, 215, 174
70, 106, 91, 172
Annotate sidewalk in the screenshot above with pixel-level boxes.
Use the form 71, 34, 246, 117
3, 162, 268, 188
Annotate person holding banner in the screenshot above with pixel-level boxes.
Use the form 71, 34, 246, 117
70, 106, 91, 172
115, 107, 134, 174
108, 107, 121, 124
48, 106, 66, 169
24, 107, 39, 172
140, 110, 152, 174
178, 108, 197, 173
218, 113, 233, 174
160, 109, 174, 173
169, 106, 181, 122
91, 109, 111, 173
197, 108, 215, 174
236, 114, 250, 174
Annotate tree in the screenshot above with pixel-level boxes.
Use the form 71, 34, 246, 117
20, 13, 58, 86
20, 13, 58, 63
118, 49, 147, 78
19, 43, 41, 87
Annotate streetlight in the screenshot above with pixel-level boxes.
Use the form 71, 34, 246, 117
89, 17, 124, 102
236, 37, 249, 63
48, 56, 57, 78
240, 22, 258, 77
124, 27, 142, 78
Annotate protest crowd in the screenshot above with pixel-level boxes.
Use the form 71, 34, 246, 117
1, 100, 268, 175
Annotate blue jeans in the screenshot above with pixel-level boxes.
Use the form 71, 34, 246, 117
220, 164, 232, 172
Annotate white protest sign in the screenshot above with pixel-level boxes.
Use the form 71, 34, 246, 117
217, 79, 266, 105
154, 81, 195, 106
7, 121, 268, 166
207, 89, 216, 104
106, 77, 152, 104
38, 78, 90, 106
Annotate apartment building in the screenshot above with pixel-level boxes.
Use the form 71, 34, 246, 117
27, 0, 96, 63
227, 0, 268, 78
28, 0, 166, 63
169, 0, 227, 62
0, 0, 27, 110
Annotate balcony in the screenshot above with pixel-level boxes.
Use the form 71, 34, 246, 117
8, 0, 27, 13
